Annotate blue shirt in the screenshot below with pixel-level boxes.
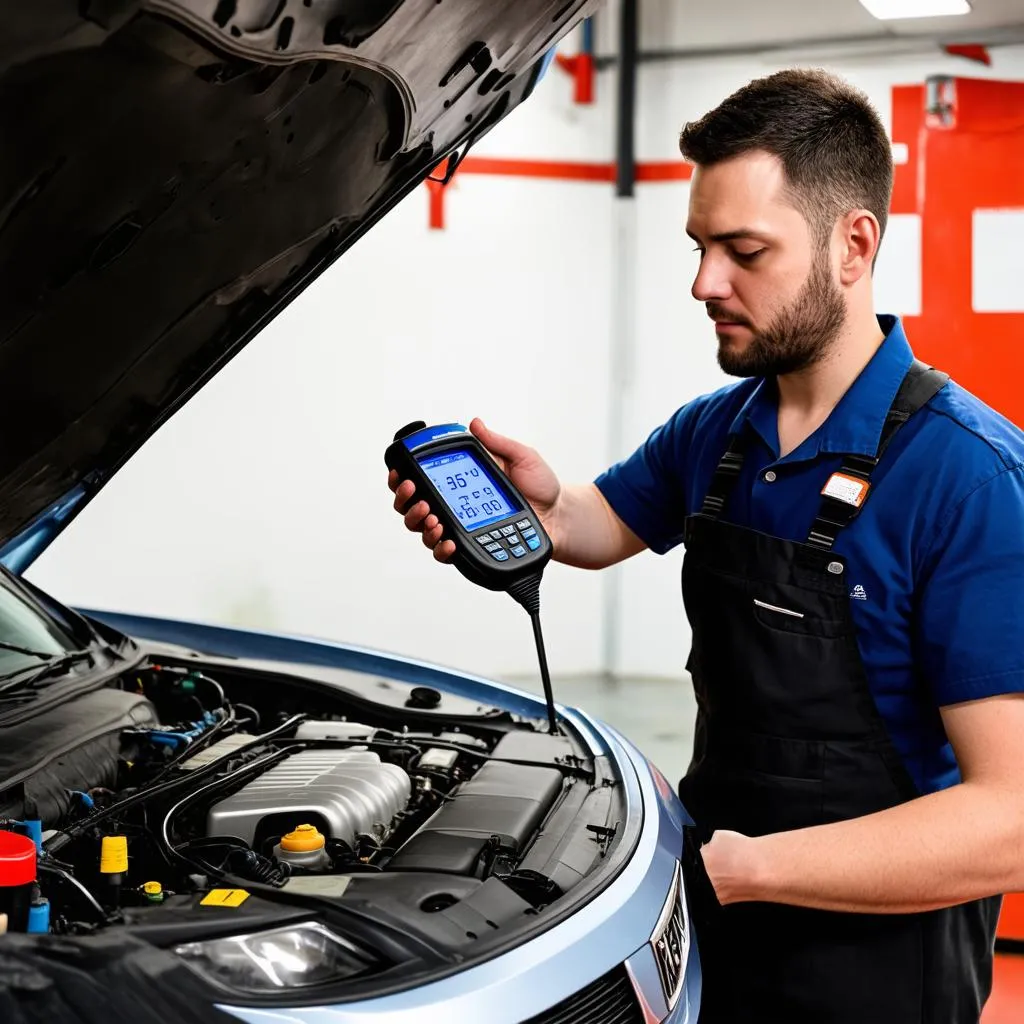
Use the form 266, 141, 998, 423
595, 316, 1024, 795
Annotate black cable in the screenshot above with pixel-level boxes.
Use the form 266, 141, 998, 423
191, 671, 226, 709
528, 609, 559, 735
234, 702, 260, 728
506, 573, 559, 735
37, 862, 107, 924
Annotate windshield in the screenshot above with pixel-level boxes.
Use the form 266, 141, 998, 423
0, 579, 76, 674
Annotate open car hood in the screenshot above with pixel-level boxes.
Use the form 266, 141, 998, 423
0, 0, 594, 569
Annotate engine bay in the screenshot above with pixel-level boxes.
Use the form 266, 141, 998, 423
0, 652, 625, 1000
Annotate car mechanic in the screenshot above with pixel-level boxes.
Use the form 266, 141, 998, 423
387, 69, 1024, 1023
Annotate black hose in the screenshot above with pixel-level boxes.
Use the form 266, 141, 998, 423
159, 748, 292, 869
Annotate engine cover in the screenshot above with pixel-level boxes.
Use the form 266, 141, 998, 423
206, 749, 411, 846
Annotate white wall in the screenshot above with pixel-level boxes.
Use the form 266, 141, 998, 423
26, 21, 1024, 683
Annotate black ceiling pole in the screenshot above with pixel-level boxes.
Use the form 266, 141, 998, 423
615, 0, 638, 198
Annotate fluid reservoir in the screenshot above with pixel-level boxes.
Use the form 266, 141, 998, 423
0, 831, 36, 932
273, 824, 331, 871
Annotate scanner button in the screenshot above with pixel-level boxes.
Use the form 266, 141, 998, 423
500, 525, 516, 537
526, 536, 541, 551
492, 549, 510, 561
476, 535, 493, 546
490, 530, 503, 540
507, 534, 521, 546
485, 543, 502, 553
522, 527, 537, 539
510, 545, 527, 558
516, 519, 531, 531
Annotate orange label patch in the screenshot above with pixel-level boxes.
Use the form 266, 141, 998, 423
821, 472, 870, 508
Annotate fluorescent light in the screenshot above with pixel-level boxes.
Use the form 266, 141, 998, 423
859, 0, 971, 18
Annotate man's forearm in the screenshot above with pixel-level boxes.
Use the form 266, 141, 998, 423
549, 483, 646, 570
718, 781, 1024, 914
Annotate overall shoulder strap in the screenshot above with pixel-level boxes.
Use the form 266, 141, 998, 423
698, 433, 747, 519
805, 360, 949, 552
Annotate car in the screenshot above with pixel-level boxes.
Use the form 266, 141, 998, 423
0, 2, 699, 1022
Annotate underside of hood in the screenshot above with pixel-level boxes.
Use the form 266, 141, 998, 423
0, 0, 594, 559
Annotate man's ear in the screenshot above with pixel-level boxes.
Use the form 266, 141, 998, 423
838, 209, 881, 285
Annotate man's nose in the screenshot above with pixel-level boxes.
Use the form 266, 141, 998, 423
691, 254, 732, 303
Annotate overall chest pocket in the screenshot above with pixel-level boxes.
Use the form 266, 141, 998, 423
750, 584, 849, 639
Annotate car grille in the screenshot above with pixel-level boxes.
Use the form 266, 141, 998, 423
522, 965, 643, 1024
652, 860, 687, 1011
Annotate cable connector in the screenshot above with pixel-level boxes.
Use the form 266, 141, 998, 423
507, 573, 542, 615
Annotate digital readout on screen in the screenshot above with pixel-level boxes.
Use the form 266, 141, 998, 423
418, 449, 518, 530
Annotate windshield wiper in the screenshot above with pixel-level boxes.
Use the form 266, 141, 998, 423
0, 640, 60, 661
0, 648, 96, 697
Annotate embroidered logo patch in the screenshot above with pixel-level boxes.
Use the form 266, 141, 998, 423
850, 584, 868, 601
821, 472, 870, 508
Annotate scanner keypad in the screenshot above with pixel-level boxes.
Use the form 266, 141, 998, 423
474, 517, 538, 561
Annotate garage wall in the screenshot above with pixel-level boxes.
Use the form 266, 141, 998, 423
27, 26, 1024, 684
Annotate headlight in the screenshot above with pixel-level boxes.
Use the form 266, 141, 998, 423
174, 922, 374, 994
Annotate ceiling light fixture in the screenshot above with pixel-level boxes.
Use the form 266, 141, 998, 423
858, 0, 971, 19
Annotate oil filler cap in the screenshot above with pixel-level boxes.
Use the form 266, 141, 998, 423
280, 824, 326, 853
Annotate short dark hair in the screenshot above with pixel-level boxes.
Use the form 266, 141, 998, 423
679, 68, 893, 248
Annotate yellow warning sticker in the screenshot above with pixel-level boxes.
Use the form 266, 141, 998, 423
200, 888, 250, 908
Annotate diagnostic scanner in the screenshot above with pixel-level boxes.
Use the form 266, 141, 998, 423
385, 421, 559, 733
385, 422, 553, 592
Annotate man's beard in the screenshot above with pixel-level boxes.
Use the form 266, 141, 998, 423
711, 255, 846, 378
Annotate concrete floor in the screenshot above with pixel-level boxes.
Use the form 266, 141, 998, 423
502, 671, 698, 785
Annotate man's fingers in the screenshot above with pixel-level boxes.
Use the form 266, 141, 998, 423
404, 501, 430, 532
433, 540, 456, 563
392, 479, 416, 514
388, 474, 453, 563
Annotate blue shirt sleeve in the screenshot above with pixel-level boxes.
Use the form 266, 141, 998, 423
593, 406, 694, 555
916, 464, 1024, 706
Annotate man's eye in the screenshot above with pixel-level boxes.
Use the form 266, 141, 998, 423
734, 249, 765, 263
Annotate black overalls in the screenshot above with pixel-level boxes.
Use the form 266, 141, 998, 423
678, 361, 1002, 1023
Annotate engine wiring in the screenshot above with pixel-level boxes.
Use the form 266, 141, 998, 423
0, 656, 599, 950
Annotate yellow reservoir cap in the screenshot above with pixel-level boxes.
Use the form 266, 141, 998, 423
280, 824, 326, 853
142, 881, 163, 896
100, 835, 128, 874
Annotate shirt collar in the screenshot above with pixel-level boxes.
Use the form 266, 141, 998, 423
727, 314, 914, 460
